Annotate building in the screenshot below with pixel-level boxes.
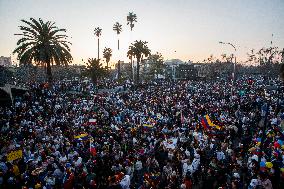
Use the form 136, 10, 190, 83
175, 64, 198, 80
165, 59, 202, 80
0, 56, 12, 67
164, 59, 185, 80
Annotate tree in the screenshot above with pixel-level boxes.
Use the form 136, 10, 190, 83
102, 47, 112, 70
13, 18, 72, 82
127, 46, 135, 79
84, 58, 106, 84
94, 27, 102, 59
247, 47, 281, 76
147, 52, 165, 79
113, 22, 122, 50
255, 47, 280, 65
127, 12, 137, 80
127, 40, 151, 84
113, 22, 122, 79
127, 12, 137, 31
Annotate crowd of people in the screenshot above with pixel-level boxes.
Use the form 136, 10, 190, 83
0, 75, 284, 189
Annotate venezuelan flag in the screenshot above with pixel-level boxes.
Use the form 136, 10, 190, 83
143, 118, 156, 128
205, 115, 221, 130
74, 133, 89, 141
200, 117, 210, 130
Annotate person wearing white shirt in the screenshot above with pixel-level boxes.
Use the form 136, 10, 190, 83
120, 175, 130, 189
216, 151, 225, 161
135, 160, 143, 171
182, 159, 191, 176
74, 156, 82, 167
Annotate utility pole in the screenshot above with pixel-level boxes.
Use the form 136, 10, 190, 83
219, 41, 237, 101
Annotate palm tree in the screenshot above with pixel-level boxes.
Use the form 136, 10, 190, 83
127, 47, 135, 80
113, 22, 122, 50
127, 40, 151, 84
13, 18, 72, 82
127, 12, 137, 80
103, 47, 112, 70
94, 27, 102, 59
113, 22, 122, 79
127, 12, 137, 31
84, 58, 106, 84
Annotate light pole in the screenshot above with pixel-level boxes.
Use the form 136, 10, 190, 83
219, 41, 237, 100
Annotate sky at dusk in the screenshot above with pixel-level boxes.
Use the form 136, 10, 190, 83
0, 0, 284, 66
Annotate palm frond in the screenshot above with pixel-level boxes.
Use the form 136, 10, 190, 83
94, 27, 102, 37
13, 18, 73, 81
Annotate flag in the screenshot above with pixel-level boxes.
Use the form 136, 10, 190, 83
89, 137, 97, 156
89, 119, 97, 125
74, 133, 89, 141
200, 117, 210, 130
205, 115, 221, 130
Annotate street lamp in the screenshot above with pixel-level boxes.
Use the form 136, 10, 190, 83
219, 41, 237, 100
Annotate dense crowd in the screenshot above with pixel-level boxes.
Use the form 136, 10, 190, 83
0, 76, 284, 189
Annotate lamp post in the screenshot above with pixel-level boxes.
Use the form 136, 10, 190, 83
219, 41, 237, 100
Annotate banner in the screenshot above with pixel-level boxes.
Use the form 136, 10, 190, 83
7, 150, 23, 162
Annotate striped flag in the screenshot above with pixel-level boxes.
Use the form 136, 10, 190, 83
205, 115, 221, 130
89, 119, 97, 125
200, 117, 210, 130
89, 137, 96, 156
74, 133, 89, 141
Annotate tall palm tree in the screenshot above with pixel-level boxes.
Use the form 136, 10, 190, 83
103, 47, 112, 70
94, 27, 102, 59
113, 22, 122, 79
127, 40, 151, 84
113, 22, 122, 50
127, 12, 137, 80
127, 12, 137, 31
85, 58, 106, 84
13, 18, 72, 82
127, 47, 135, 80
